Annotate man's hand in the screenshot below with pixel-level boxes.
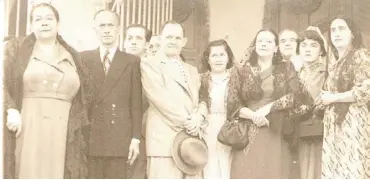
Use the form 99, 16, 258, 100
184, 113, 203, 130
127, 139, 140, 165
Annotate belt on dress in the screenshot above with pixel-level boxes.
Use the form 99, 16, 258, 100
23, 92, 73, 103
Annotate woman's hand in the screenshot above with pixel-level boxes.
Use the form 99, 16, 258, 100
6, 108, 22, 138
251, 111, 269, 127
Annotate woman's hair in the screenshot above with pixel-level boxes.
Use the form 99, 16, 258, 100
297, 29, 327, 57
201, 39, 235, 71
30, 3, 60, 23
247, 29, 283, 66
328, 17, 363, 59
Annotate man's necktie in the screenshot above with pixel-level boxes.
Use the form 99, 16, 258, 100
103, 50, 110, 75
173, 60, 187, 83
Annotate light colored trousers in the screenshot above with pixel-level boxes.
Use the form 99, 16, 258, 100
147, 157, 202, 179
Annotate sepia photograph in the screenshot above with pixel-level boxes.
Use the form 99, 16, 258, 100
2, 0, 370, 179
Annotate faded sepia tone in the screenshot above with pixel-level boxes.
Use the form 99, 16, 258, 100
3, 0, 370, 179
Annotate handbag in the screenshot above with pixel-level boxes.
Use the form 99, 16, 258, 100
217, 107, 253, 150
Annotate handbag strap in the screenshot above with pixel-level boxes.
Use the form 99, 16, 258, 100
230, 106, 244, 120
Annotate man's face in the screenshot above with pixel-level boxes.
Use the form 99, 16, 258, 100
146, 36, 160, 56
160, 23, 187, 57
94, 11, 120, 47
279, 30, 298, 58
124, 27, 147, 56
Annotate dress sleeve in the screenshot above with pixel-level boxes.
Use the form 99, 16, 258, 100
3, 39, 19, 110
271, 61, 314, 113
352, 49, 370, 104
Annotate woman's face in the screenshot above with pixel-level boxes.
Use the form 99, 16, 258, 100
255, 31, 278, 57
299, 39, 322, 63
30, 6, 58, 40
208, 45, 229, 73
330, 18, 352, 49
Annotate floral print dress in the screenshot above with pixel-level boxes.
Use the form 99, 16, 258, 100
321, 48, 370, 179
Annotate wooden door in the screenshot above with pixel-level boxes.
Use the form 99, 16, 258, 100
172, 0, 209, 71
264, 0, 370, 49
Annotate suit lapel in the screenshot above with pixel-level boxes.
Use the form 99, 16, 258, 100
90, 49, 105, 91
159, 53, 193, 99
95, 50, 130, 104
184, 64, 196, 101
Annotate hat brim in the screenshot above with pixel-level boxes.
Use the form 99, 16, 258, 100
171, 130, 207, 175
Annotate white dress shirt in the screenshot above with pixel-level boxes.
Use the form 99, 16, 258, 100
99, 47, 117, 62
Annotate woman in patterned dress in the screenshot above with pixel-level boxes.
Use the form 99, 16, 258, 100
230, 29, 313, 179
199, 39, 242, 179
317, 17, 370, 179
296, 28, 328, 179
3, 3, 91, 178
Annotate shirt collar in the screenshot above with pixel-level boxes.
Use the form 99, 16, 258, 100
99, 46, 117, 62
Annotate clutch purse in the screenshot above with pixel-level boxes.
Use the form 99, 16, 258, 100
217, 107, 253, 150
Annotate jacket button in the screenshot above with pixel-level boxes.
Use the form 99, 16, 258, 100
111, 120, 115, 124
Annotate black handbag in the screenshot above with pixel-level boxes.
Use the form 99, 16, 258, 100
297, 114, 324, 138
217, 107, 253, 150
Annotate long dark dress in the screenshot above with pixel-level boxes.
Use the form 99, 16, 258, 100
230, 68, 292, 179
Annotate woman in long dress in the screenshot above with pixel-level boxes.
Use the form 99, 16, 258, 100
317, 17, 370, 179
4, 3, 91, 178
198, 39, 236, 179
295, 28, 328, 179
230, 29, 313, 179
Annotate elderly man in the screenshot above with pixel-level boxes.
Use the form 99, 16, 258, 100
141, 20, 208, 179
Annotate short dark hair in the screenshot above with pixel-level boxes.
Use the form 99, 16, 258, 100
30, 3, 60, 23
160, 20, 186, 36
125, 24, 152, 42
93, 9, 120, 25
201, 39, 235, 71
328, 16, 364, 59
297, 29, 327, 57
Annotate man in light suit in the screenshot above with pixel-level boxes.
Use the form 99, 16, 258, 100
141, 20, 208, 179
81, 10, 142, 179
123, 23, 152, 179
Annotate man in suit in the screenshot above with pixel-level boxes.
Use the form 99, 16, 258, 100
123, 24, 152, 179
81, 10, 142, 179
141, 20, 208, 179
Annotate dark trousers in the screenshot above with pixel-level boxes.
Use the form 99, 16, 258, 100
127, 137, 147, 179
88, 156, 128, 179
3, 128, 16, 179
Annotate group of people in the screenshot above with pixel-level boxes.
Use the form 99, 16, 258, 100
3, 2, 370, 179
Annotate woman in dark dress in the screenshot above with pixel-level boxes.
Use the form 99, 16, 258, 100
230, 29, 313, 179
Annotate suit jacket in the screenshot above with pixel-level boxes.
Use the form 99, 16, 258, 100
81, 49, 143, 157
141, 52, 208, 157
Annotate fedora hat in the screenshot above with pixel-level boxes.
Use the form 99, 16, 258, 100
171, 130, 208, 175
